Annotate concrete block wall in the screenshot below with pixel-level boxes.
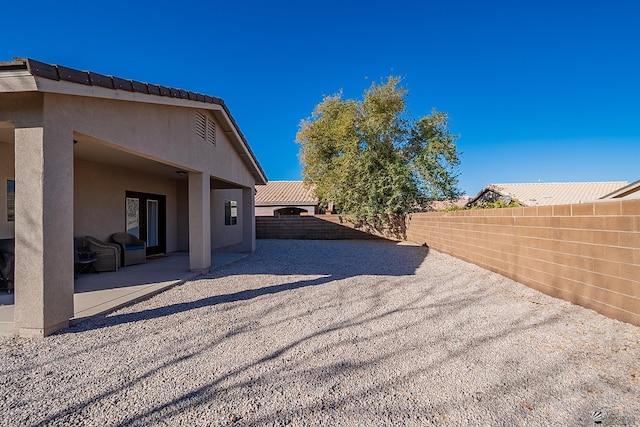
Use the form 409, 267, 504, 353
256, 215, 380, 240
405, 200, 640, 326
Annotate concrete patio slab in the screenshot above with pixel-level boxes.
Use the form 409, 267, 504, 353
0, 251, 248, 336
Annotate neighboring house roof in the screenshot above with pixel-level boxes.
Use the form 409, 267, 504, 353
0, 57, 267, 184
255, 181, 318, 206
469, 181, 629, 207
599, 179, 640, 199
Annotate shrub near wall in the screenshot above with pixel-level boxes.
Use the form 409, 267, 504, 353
406, 200, 640, 326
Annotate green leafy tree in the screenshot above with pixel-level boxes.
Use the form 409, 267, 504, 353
296, 76, 461, 229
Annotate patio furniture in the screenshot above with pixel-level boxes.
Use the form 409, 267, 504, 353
111, 232, 147, 266
74, 237, 97, 279
84, 235, 121, 272
0, 238, 14, 293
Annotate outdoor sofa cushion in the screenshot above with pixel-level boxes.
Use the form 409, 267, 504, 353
111, 233, 147, 267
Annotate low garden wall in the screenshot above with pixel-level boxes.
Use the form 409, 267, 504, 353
405, 200, 640, 326
256, 215, 380, 240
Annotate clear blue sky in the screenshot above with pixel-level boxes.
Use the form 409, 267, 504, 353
3, 1, 639, 195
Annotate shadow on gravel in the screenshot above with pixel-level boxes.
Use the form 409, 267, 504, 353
90, 293, 569, 427
18, 240, 638, 426
66, 240, 429, 333
96, 288, 491, 426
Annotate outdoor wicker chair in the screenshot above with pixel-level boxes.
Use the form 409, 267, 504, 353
111, 232, 146, 266
84, 235, 121, 272
74, 237, 97, 278
0, 238, 14, 293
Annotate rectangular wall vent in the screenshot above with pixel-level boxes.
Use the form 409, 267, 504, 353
195, 112, 206, 139
196, 111, 216, 145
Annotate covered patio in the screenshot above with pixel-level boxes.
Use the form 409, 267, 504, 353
0, 58, 267, 337
0, 251, 248, 336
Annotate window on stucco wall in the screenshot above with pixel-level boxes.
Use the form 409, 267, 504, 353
225, 200, 237, 225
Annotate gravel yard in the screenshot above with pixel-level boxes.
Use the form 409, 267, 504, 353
0, 239, 638, 426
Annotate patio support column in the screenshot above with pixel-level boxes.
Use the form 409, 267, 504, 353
241, 186, 255, 252
188, 172, 211, 272
14, 125, 74, 337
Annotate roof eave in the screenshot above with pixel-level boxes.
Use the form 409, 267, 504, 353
599, 179, 640, 199
0, 60, 38, 92
1, 57, 268, 185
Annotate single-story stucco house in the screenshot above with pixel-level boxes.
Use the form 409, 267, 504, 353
467, 181, 629, 207
255, 181, 319, 216
0, 58, 267, 337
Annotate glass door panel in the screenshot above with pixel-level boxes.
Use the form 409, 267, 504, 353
147, 200, 158, 247
126, 197, 140, 238
125, 191, 166, 256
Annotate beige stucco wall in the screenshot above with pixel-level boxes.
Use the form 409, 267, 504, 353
2, 92, 261, 255
50, 93, 256, 189
13, 111, 75, 335
211, 189, 244, 249
176, 180, 189, 251
0, 86, 262, 336
0, 94, 41, 241
0, 141, 15, 238
255, 206, 276, 217
74, 159, 179, 251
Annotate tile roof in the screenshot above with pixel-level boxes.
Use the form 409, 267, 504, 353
471, 181, 629, 206
255, 181, 317, 206
0, 57, 267, 183
7, 57, 225, 104
599, 179, 640, 199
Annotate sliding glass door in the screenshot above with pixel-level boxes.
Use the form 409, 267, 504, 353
147, 199, 159, 248
125, 191, 166, 256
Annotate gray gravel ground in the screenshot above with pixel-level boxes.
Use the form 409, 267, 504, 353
0, 239, 639, 426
